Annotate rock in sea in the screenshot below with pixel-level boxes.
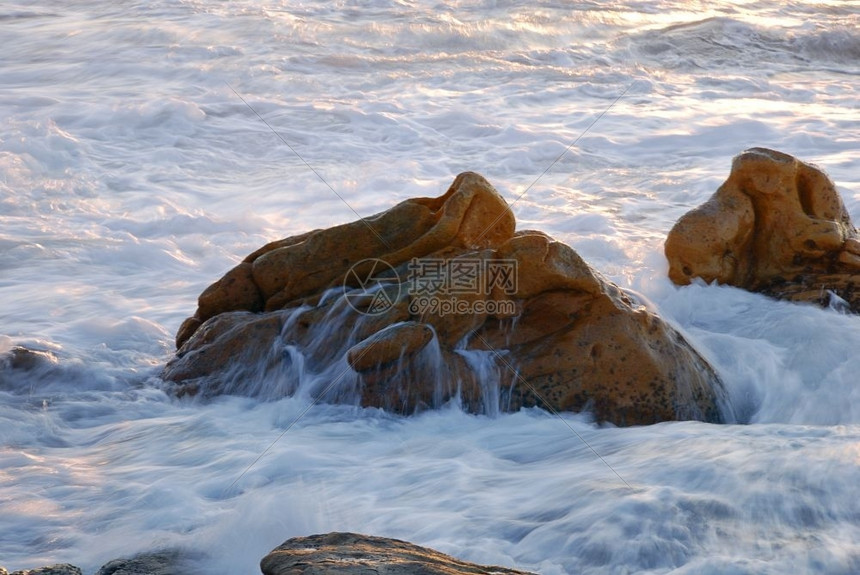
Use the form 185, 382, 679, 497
666, 147, 860, 310
162, 172, 727, 426
260, 532, 536, 575
94, 549, 192, 575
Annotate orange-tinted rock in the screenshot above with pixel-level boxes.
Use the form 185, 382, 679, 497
162, 311, 287, 398
176, 171, 515, 348
496, 233, 603, 298
498, 290, 720, 424
666, 148, 860, 309
197, 262, 263, 320
347, 321, 435, 373
163, 172, 726, 425
665, 184, 754, 287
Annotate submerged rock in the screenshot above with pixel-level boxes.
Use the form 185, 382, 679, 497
0, 346, 58, 372
162, 172, 726, 425
260, 532, 536, 575
666, 148, 860, 310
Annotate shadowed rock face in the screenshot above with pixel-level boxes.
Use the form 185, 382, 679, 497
162, 172, 727, 426
260, 532, 536, 575
666, 148, 860, 309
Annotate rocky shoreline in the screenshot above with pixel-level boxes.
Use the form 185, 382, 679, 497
1, 533, 535, 575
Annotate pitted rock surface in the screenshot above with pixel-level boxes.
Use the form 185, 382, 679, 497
666, 148, 860, 310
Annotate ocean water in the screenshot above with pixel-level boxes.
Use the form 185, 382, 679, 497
1, 1, 859, 573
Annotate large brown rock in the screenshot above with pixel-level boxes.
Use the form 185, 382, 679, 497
162, 172, 726, 425
666, 148, 860, 309
260, 532, 535, 575
174, 172, 515, 348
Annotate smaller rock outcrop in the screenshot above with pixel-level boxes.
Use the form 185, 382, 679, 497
260, 532, 536, 575
666, 148, 860, 309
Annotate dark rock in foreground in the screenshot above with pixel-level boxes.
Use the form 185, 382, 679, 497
162, 172, 727, 425
261, 532, 536, 575
0, 535, 533, 575
94, 549, 194, 575
666, 148, 860, 310
1, 566, 81, 575
0, 345, 59, 390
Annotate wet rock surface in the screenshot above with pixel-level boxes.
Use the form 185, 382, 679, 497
260, 532, 536, 575
1, 550, 199, 575
0, 536, 532, 575
162, 172, 727, 425
93, 550, 194, 575
666, 148, 860, 310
